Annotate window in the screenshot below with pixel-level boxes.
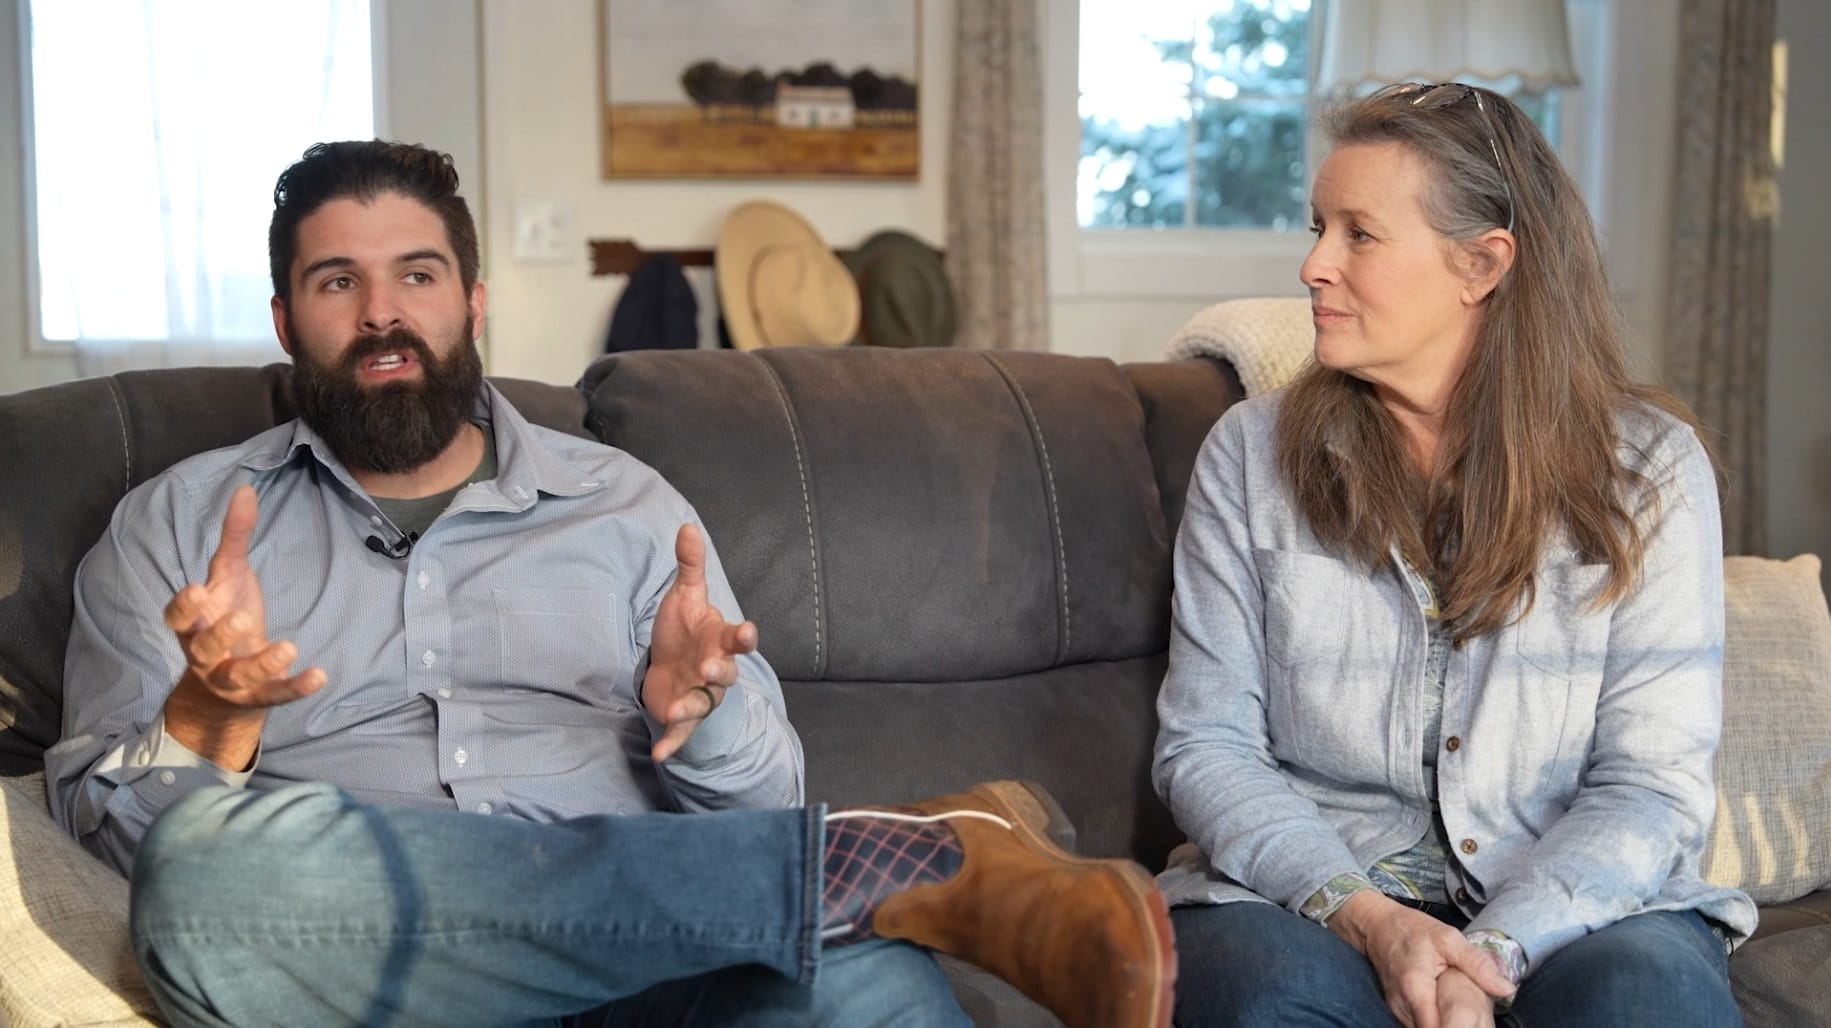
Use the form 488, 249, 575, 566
23, 0, 373, 351
1078, 0, 1313, 231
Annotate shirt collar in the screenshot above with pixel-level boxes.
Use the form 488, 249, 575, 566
240, 381, 603, 511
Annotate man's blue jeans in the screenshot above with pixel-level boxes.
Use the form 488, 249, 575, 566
1170, 899, 1742, 1027
130, 783, 968, 1027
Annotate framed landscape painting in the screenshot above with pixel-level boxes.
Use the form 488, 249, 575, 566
600, 0, 921, 179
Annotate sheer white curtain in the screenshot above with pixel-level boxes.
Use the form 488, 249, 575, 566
27, 0, 372, 376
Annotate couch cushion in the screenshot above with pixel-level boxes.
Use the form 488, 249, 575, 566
1750, 888, 1831, 940
581, 348, 1173, 683
1121, 358, 1243, 542
786, 653, 1182, 866
1730, 922, 1831, 1028
0, 772, 158, 1026
1702, 554, 1831, 904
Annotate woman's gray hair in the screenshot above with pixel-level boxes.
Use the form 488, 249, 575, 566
1320, 85, 1526, 250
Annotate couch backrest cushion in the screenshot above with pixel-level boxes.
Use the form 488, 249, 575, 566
0, 365, 586, 774
1122, 358, 1244, 541
581, 347, 1175, 683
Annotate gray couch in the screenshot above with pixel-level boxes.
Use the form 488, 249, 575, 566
1, 348, 1825, 1025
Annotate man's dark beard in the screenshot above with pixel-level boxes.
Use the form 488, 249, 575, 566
291, 323, 484, 475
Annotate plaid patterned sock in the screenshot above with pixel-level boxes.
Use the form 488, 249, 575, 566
819, 813, 964, 945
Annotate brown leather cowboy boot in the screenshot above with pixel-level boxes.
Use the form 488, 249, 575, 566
821, 781, 1174, 1028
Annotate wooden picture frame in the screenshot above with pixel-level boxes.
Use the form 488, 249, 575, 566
599, 0, 921, 179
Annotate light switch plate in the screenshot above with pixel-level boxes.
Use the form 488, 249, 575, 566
512, 200, 575, 263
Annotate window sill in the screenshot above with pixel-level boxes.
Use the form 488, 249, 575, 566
1053, 227, 1312, 300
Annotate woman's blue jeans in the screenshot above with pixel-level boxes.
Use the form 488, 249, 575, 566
129, 783, 967, 1027
1170, 898, 1741, 1027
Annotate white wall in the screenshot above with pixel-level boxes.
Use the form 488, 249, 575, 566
476, 0, 953, 383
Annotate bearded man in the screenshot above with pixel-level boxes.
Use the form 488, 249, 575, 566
44, 142, 1174, 1028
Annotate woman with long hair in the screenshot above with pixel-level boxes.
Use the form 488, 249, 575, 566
1155, 83, 1756, 1027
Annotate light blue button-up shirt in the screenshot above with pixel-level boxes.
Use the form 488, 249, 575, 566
47, 384, 804, 873
1154, 391, 1756, 970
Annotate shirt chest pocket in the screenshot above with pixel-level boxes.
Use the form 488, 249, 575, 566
1253, 549, 1402, 777
1499, 563, 1614, 792
1255, 548, 1352, 668
493, 588, 627, 697
1511, 563, 1613, 685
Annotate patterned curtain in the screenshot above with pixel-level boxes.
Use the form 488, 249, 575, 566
1667, 0, 1778, 555
947, 0, 1048, 351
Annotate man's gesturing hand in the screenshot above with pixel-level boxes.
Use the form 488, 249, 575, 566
161, 485, 325, 769
643, 523, 758, 763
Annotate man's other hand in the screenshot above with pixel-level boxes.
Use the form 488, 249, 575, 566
643, 523, 757, 763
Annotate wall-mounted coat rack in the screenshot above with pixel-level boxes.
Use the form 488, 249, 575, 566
588, 239, 716, 277
588, 238, 875, 277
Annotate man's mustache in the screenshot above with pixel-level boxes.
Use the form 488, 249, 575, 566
339, 328, 435, 374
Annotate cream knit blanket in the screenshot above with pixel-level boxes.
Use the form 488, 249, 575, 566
1164, 296, 1315, 396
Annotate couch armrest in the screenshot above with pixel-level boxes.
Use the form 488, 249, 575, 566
0, 773, 160, 1026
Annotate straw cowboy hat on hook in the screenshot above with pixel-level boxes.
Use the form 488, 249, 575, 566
715, 201, 860, 350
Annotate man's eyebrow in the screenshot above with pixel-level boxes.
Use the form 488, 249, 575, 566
397, 249, 452, 268
299, 255, 355, 282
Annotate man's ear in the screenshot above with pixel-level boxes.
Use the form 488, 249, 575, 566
1461, 228, 1516, 306
468, 281, 487, 339
271, 296, 295, 356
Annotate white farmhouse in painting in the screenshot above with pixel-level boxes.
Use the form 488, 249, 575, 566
775, 84, 854, 129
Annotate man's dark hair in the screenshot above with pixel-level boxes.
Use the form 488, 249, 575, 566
268, 140, 480, 301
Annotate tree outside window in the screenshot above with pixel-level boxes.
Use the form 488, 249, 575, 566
1079, 0, 1312, 231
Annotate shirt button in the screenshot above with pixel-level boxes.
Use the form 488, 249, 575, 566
417, 571, 431, 590
453, 748, 468, 766
158, 770, 176, 786
437, 687, 452, 699
477, 802, 493, 815
1456, 887, 1472, 904
1445, 736, 1462, 752
422, 650, 436, 668
1460, 838, 1479, 855
369, 515, 383, 526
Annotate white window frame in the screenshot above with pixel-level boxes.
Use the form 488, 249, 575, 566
3, 0, 486, 358
1042, 0, 1652, 310
11, 0, 391, 356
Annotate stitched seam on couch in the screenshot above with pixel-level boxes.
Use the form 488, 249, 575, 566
981, 353, 1071, 661
755, 354, 825, 677
105, 374, 132, 494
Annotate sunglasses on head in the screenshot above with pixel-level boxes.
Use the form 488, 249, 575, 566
1372, 81, 1516, 234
